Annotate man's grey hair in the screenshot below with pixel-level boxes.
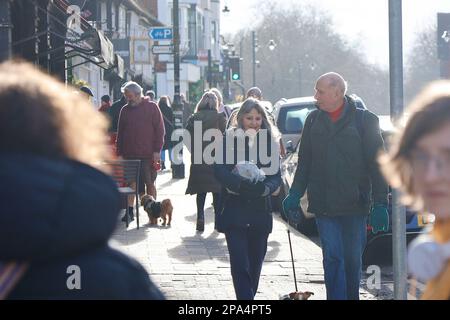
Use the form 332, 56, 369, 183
121, 81, 143, 96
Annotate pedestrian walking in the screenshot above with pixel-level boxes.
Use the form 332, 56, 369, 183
214, 98, 282, 300
146, 90, 156, 102
380, 81, 450, 300
158, 96, 174, 170
116, 81, 165, 222
98, 94, 112, 112
0, 60, 164, 300
185, 91, 227, 232
211, 87, 232, 120
107, 95, 126, 157
181, 93, 193, 127
283, 72, 389, 300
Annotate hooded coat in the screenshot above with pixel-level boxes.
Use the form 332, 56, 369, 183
0, 153, 164, 300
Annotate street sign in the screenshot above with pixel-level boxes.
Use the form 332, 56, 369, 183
152, 45, 174, 54
148, 27, 173, 40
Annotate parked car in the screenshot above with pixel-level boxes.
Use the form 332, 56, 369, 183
272, 97, 317, 148
272, 94, 367, 148
273, 96, 435, 264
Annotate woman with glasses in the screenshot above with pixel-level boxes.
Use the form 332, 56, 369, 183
380, 81, 450, 299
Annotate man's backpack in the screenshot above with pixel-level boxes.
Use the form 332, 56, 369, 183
354, 107, 367, 139
307, 97, 367, 139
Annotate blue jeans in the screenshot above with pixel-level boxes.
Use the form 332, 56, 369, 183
161, 148, 172, 165
315, 214, 367, 300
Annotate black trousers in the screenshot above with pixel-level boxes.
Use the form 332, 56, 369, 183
225, 227, 269, 300
196, 192, 221, 220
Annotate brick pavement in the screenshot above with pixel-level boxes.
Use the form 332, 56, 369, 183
110, 154, 390, 300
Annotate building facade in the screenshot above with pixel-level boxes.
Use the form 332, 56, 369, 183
155, 0, 221, 103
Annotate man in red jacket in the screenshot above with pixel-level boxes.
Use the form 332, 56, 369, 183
116, 81, 165, 222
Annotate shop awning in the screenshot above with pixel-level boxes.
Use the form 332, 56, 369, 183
65, 28, 115, 70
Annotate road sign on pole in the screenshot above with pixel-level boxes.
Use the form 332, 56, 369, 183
152, 45, 174, 54
148, 27, 173, 41
389, 0, 407, 301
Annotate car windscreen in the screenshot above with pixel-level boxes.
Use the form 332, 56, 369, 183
277, 104, 316, 134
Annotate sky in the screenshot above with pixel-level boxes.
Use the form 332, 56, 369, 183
220, 0, 450, 68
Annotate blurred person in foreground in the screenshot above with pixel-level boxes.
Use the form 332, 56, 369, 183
380, 81, 450, 300
0, 60, 164, 300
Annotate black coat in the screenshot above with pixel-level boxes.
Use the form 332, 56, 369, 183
214, 129, 282, 234
0, 153, 164, 300
159, 103, 174, 150
108, 96, 126, 133
291, 97, 388, 217
185, 109, 227, 194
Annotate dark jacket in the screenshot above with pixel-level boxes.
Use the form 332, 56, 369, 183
214, 129, 282, 234
291, 96, 388, 217
0, 153, 164, 300
116, 97, 165, 159
108, 96, 126, 133
159, 102, 174, 150
185, 109, 227, 194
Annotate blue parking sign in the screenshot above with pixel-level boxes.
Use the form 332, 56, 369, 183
149, 28, 173, 41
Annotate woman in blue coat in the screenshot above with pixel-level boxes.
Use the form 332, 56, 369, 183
214, 98, 282, 300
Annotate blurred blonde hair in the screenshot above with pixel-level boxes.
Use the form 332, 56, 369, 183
379, 80, 450, 209
0, 60, 110, 171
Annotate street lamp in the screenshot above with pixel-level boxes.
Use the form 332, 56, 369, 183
252, 32, 277, 87
268, 40, 277, 51
252, 31, 257, 87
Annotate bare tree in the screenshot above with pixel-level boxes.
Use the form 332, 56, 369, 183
225, 1, 390, 114
404, 25, 440, 105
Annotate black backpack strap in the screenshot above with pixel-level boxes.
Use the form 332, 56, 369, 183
354, 108, 366, 139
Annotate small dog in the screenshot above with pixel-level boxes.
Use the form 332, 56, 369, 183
280, 291, 314, 300
141, 194, 173, 226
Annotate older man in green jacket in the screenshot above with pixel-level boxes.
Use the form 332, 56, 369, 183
283, 72, 389, 300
